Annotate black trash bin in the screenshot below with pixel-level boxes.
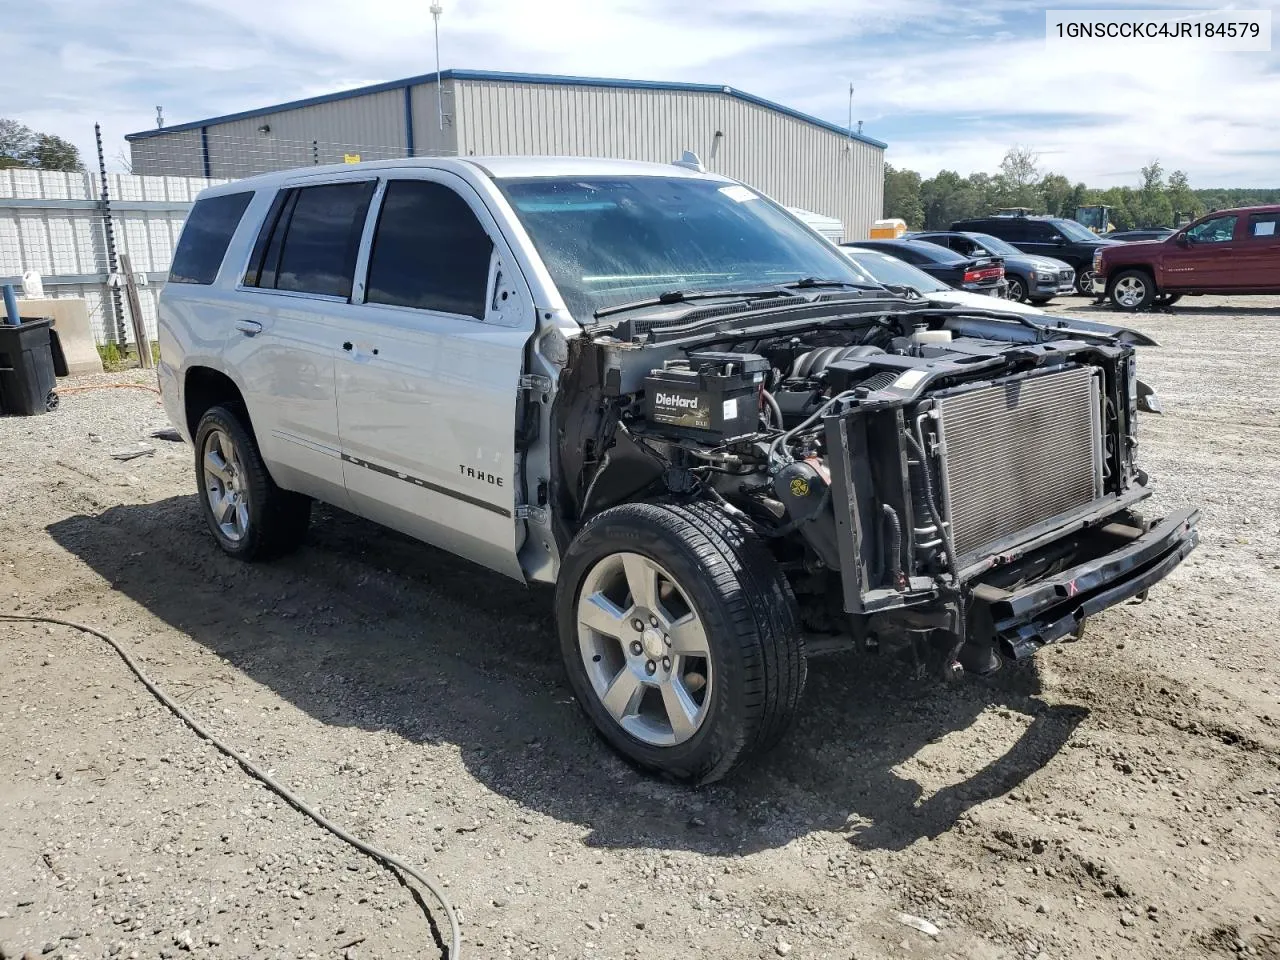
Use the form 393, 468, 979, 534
0, 318, 58, 416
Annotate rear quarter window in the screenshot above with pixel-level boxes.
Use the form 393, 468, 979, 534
1248, 213, 1279, 238
169, 192, 254, 285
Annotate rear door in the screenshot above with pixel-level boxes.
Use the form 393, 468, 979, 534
227, 176, 376, 506
1235, 212, 1280, 289
1015, 219, 1064, 259
336, 171, 535, 580
1163, 213, 1240, 289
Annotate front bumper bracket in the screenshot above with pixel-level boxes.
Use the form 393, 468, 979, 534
972, 508, 1200, 660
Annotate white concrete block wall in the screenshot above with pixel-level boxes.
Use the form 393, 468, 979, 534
0, 170, 223, 343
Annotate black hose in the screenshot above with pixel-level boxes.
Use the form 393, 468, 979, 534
767, 389, 855, 467
903, 429, 969, 668
0, 613, 461, 959
904, 430, 956, 583
761, 388, 784, 430
881, 503, 905, 588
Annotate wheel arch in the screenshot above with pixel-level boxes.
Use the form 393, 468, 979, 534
1108, 263, 1158, 291
184, 365, 251, 440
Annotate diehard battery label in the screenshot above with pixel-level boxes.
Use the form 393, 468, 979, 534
650, 390, 710, 429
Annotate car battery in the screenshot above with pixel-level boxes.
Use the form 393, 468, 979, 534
643, 351, 769, 441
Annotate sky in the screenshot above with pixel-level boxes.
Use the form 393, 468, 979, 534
6, 0, 1280, 187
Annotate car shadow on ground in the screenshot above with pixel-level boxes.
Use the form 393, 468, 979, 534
48, 495, 1087, 856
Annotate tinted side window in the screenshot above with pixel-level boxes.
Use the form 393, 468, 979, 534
1248, 213, 1279, 239
1023, 221, 1059, 242
1186, 215, 1238, 244
366, 180, 494, 319
169, 192, 253, 285
988, 219, 1027, 242
886, 245, 924, 264
273, 181, 375, 298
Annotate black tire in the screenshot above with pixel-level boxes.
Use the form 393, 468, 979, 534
1154, 293, 1182, 307
1006, 275, 1028, 303
555, 500, 806, 784
1108, 269, 1156, 311
193, 405, 310, 561
1028, 296, 1053, 306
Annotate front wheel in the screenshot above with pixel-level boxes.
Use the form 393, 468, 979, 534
1006, 276, 1028, 303
1075, 267, 1097, 295
555, 501, 806, 784
1109, 269, 1156, 311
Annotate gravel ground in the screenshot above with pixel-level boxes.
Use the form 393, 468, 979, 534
2, 296, 1279, 960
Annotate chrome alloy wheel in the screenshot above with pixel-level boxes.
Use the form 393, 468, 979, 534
202, 427, 249, 542
1113, 274, 1148, 308
1076, 268, 1097, 294
576, 552, 713, 747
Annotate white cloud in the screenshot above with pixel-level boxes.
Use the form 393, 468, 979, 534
3, 0, 1278, 187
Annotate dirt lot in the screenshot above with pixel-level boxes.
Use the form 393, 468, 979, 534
2, 296, 1279, 960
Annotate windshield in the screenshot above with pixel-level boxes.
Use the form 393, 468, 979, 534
841, 249, 950, 293
967, 233, 1021, 256
1056, 219, 1100, 242
495, 175, 867, 318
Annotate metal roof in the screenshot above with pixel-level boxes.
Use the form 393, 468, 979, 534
124, 68, 887, 149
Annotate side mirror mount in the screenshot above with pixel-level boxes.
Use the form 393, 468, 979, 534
1175, 233, 1191, 246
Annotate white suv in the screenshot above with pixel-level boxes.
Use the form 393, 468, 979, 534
159, 156, 1198, 783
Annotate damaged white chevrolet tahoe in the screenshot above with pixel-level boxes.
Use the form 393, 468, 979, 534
158, 156, 1199, 784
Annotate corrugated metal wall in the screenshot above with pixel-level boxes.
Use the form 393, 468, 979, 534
129, 78, 883, 237
0, 169, 224, 343
408, 79, 459, 157
132, 90, 416, 179
453, 80, 883, 238
206, 90, 408, 177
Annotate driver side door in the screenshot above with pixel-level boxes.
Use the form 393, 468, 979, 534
1163, 213, 1239, 289
335, 172, 537, 580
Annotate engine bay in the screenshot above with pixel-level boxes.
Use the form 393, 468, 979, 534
553, 302, 1154, 665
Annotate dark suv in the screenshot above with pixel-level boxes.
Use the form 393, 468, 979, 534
951, 215, 1118, 294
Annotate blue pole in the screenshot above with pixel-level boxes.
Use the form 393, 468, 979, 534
2, 284, 20, 326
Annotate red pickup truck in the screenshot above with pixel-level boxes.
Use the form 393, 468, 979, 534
1094, 205, 1280, 309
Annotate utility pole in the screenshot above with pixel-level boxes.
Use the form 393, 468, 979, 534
430, 2, 444, 132
847, 83, 854, 140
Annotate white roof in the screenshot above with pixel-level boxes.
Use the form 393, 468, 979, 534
199, 155, 731, 197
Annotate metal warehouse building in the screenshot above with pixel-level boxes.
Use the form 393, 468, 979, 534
126, 69, 885, 239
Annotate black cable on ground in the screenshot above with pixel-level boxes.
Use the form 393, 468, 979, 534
0, 612, 462, 960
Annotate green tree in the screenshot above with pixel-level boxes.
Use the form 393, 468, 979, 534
919, 170, 984, 229
883, 163, 924, 228
1166, 170, 1199, 223
0, 118, 84, 172
1038, 173, 1074, 218
30, 134, 83, 172
995, 146, 1043, 210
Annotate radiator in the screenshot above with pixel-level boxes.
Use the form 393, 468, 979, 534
933, 366, 1104, 557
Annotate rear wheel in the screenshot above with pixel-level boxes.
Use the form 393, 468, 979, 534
1006, 275, 1028, 303
194, 405, 310, 561
1109, 270, 1156, 311
556, 500, 806, 784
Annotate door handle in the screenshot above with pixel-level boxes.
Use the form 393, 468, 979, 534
234, 319, 263, 336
